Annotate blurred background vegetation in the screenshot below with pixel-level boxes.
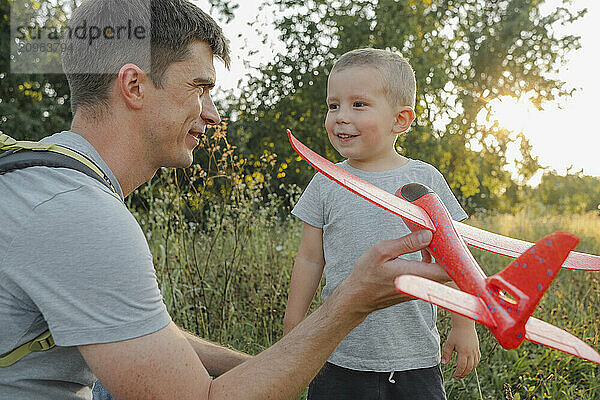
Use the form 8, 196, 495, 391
2, 0, 599, 215
2, 0, 599, 398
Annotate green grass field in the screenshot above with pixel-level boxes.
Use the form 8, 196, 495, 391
132, 175, 599, 399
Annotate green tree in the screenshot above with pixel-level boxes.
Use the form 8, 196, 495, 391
229, 0, 584, 213
207, 0, 239, 23
534, 169, 600, 214
0, 0, 75, 141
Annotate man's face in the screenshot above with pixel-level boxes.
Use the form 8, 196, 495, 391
144, 41, 219, 169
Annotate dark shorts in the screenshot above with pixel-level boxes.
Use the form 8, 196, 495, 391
307, 362, 446, 400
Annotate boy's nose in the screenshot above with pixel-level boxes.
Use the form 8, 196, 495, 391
335, 108, 350, 124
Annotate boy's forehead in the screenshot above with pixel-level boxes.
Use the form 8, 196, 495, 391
328, 66, 386, 95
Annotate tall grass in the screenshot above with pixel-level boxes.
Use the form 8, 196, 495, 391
129, 126, 600, 399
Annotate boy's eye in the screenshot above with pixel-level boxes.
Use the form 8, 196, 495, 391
353, 101, 365, 107
328, 103, 339, 110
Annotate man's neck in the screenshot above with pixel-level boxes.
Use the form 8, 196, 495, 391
70, 111, 157, 197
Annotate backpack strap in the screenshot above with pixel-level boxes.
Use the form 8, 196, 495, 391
0, 133, 121, 200
0, 330, 55, 367
0, 133, 122, 366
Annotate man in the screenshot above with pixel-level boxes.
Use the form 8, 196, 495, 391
0, 1, 450, 399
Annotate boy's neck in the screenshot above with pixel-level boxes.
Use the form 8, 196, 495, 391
346, 152, 409, 172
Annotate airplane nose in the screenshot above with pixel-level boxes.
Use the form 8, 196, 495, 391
398, 183, 434, 202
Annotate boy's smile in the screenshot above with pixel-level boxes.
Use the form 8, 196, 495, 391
325, 66, 412, 171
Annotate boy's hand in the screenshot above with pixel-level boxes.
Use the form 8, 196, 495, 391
441, 320, 480, 379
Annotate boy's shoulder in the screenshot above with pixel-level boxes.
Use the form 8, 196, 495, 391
305, 159, 446, 192
404, 158, 441, 171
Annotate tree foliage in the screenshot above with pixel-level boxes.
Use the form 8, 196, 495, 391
207, 0, 239, 24
229, 0, 584, 213
0, 0, 76, 141
534, 169, 600, 214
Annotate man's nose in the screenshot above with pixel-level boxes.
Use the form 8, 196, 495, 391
200, 93, 221, 126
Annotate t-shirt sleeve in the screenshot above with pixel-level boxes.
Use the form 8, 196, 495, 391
291, 173, 325, 228
428, 167, 468, 222
6, 186, 171, 346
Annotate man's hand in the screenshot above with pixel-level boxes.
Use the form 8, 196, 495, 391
339, 230, 451, 316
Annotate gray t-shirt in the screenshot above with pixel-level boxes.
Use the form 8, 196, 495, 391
0, 131, 171, 399
292, 160, 467, 372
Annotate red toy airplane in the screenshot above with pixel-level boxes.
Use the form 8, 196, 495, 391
287, 129, 600, 365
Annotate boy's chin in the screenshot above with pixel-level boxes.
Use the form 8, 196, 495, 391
334, 149, 350, 159
329, 143, 350, 159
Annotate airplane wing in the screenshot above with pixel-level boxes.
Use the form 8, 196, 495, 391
394, 275, 600, 365
525, 317, 600, 365
394, 275, 495, 326
455, 222, 600, 271
288, 130, 435, 231
287, 129, 600, 271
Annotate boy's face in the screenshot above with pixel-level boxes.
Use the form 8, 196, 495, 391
325, 66, 411, 170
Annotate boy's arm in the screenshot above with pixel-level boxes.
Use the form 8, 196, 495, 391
181, 329, 251, 376
283, 222, 326, 335
441, 282, 481, 380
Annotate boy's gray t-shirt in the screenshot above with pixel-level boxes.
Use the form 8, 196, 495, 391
0, 131, 171, 399
292, 160, 467, 372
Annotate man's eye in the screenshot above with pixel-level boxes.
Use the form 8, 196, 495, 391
196, 86, 205, 96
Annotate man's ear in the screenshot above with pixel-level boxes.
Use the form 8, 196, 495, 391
118, 63, 148, 110
393, 106, 416, 134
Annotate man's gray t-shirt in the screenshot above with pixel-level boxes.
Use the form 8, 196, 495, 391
292, 160, 467, 372
0, 131, 171, 399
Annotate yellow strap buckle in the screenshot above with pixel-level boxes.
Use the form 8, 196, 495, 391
0, 133, 17, 148
29, 330, 55, 352
0, 133, 55, 152
0, 330, 55, 367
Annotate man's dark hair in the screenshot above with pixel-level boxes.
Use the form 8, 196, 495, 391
61, 0, 230, 115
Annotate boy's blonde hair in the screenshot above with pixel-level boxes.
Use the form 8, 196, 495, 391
331, 48, 416, 109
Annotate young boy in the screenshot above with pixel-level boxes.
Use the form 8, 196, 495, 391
284, 48, 480, 399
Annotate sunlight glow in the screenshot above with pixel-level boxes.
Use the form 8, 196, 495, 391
476, 93, 539, 134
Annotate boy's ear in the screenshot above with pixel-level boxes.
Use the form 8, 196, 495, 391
393, 107, 416, 134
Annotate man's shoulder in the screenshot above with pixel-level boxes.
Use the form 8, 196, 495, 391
0, 167, 127, 257
29, 171, 136, 232
14, 165, 121, 209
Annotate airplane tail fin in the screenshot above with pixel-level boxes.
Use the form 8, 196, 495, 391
485, 232, 579, 347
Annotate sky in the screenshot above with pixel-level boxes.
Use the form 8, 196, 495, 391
194, 0, 599, 182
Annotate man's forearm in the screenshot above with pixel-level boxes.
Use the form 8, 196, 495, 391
181, 330, 251, 377
207, 232, 446, 399
208, 284, 366, 400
